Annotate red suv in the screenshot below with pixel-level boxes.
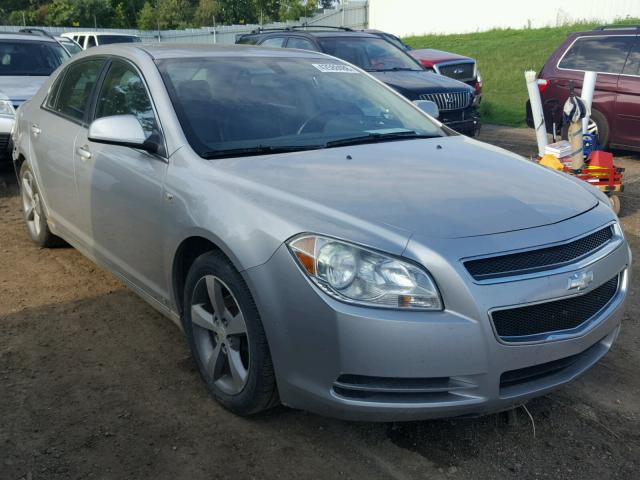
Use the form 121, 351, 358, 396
526, 26, 640, 151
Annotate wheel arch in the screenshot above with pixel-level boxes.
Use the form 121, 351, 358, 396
171, 232, 245, 317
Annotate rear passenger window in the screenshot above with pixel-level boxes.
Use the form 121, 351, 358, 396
286, 37, 316, 51
623, 41, 640, 77
559, 36, 634, 74
86, 36, 97, 48
77, 36, 85, 48
260, 37, 286, 48
54, 59, 103, 122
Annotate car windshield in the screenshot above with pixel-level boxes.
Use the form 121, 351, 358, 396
157, 56, 445, 158
0, 40, 69, 76
98, 35, 141, 45
318, 37, 422, 72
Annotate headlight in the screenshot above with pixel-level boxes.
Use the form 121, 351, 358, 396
0, 94, 15, 118
287, 234, 442, 310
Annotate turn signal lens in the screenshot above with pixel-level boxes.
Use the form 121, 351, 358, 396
287, 234, 442, 310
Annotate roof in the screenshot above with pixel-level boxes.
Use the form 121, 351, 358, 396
136, 43, 330, 60
61, 31, 139, 37
0, 32, 57, 42
246, 29, 377, 39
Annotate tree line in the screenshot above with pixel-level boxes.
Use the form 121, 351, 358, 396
1, 0, 339, 30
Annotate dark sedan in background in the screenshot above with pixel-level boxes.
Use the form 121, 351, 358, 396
238, 27, 480, 136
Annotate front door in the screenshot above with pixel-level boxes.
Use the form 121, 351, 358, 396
74, 59, 169, 301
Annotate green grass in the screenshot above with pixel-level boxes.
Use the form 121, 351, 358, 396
404, 19, 640, 127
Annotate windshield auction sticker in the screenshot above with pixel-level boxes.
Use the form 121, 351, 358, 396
312, 63, 358, 73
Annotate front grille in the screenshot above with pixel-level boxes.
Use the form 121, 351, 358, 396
492, 275, 619, 341
465, 226, 614, 281
438, 62, 475, 82
0, 133, 9, 152
419, 91, 472, 111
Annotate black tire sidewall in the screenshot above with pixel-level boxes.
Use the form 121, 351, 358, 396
182, 251, 277, 415
19, 163, 50, 247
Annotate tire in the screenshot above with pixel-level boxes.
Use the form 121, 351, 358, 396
19, 163, 64, 248
609, 195, 621, 216
561, 109, 610, 148
182, 251, 279, 416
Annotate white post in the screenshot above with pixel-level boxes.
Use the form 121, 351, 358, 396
212, 15, 216, 44
525, 70, 548, 157
581, 71, 597, 135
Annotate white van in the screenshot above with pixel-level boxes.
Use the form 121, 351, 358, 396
60, 32, 141, 50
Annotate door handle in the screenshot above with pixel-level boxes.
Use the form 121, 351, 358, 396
31, 124, 41, 136
76, 145, 92, 160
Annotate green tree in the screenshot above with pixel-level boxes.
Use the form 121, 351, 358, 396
279, 0, 315, 21
112, 2, 128, 28
218, 0, 257, 24
157, 0, 190, 29
194, 0, 218, 27
137, 1, 157, 30
45, 0, 77, 26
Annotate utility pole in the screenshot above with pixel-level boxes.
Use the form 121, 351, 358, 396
93, 14, 97, 28
212, 15, 216, 44
22, 11, 26, 27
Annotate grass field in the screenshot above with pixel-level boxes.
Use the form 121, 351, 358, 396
404, 19, 640, 127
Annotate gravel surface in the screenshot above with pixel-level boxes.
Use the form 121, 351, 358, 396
1, 125, 639, 480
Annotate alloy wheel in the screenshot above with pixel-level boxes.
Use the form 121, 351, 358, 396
21, 170, 42, 238
190, 275, 250, 395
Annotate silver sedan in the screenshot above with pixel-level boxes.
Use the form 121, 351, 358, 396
12, 44, 630, 421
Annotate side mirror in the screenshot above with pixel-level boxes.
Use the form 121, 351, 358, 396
413, 100, 439, 119
88, 114, 155, 152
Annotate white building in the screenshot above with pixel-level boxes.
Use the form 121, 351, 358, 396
367, 0, 640, 36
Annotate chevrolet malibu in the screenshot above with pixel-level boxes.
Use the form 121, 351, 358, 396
12, 44, 630, 421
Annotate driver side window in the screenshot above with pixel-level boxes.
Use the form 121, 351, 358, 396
94, 60, 157, 138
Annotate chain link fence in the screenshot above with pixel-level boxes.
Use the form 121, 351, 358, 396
1, 1, 368, 45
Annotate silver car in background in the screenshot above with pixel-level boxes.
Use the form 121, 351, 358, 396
0, 32, 69, 160
12, 44, 630, 421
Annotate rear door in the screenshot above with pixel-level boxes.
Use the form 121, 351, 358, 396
33, 58, 104, 235
615, 35, 640, 148
556, 35, 634, 134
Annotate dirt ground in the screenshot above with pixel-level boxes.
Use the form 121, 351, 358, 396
1, 125, 639, 480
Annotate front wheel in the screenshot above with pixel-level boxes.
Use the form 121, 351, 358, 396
182, 251, 279, 415
19, 163, 63, 247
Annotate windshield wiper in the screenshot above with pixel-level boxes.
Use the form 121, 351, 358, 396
370, 67, 419, 72
324, 131, 439, 148
201, 144, 322, 159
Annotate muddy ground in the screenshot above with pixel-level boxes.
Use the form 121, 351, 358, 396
1, 125, 639, 480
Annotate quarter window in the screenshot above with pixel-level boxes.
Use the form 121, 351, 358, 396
54, 59, 104, 122
559, 36, 634, 74
86, 36, 97, 48
623, 40, 640, 77
94, 61, 157, 138
260, 37, 286, 48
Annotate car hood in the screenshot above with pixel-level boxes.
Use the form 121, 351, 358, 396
0, 76, 48, 105
219, 136, 598, 240
370, 70, 473, 97
409, 48, 474, 67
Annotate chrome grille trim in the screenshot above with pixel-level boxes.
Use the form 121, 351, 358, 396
418, 91, 472, 111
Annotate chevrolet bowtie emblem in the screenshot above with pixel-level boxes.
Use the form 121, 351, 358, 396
568, 271, 594, 290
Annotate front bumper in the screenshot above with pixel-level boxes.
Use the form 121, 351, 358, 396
244, 206, 630, 422
440, 109, 480, 136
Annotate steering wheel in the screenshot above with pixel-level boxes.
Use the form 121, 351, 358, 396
296, 111, 337, 135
